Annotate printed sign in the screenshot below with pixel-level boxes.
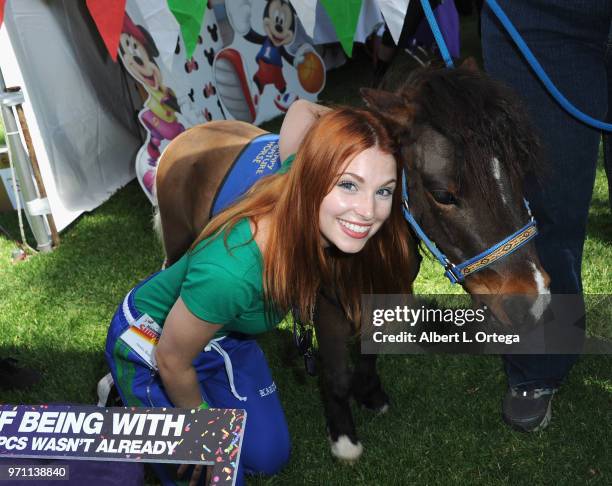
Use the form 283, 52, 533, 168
0, 404, 246, 486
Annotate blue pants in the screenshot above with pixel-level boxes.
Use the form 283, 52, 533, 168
105, 282, 291, 486
482, 0, 611, 387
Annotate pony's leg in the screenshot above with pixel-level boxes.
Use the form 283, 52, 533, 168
313, 290, 363, 463
351, 353, 389, 414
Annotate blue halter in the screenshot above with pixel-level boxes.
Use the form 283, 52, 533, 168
401, 171, 538, 284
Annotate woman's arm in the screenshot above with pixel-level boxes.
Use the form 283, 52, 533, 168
279, 99, 333, 162
155, 297, 222, 408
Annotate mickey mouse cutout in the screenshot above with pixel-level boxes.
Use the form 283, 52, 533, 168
214, 0, 325, 123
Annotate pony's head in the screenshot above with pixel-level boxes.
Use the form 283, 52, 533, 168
363, 61, 551, 327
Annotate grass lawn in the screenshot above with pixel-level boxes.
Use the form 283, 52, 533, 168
1, 18, 611, 486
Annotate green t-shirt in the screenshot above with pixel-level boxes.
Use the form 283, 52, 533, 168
133, 219, 279, 335
133, 152, 295, 335
277, 153, 295, 174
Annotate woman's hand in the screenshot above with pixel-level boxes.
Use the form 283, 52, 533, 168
177, 463, 210, 486
279, 99, 332, 162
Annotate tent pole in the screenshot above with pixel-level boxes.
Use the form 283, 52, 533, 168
8, 87, 60, 248
0, 67, 53, 252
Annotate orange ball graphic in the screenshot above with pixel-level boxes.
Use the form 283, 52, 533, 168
297, 52, 325, 93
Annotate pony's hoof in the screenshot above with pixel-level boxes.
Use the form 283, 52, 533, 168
377, 403, 390, 415
329, 435, 363, 463
355, 388, 390, 413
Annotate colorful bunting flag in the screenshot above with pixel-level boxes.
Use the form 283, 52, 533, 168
0, 0, 5, 28
290, 0, 318, 38
140, 0, 182, 71
320, 0, 363, 56
167, 0, 206, 59
86, 0, 127, 61
378, 0, 410, 44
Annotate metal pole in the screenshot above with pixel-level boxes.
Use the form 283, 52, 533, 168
0, 68, 52, 252
10, 88, 60, 248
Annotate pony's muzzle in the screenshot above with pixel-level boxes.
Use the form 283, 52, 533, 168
501, 294, 552, 329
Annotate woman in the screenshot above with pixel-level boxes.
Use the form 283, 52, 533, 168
105, 104, 414, 485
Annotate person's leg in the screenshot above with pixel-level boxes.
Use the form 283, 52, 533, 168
195, 336, 291, 484
481, 0, 611, 430
604, 21, 612, 211
105, 293, 181, 485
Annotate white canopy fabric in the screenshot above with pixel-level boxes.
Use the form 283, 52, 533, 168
1, 0, 142, 231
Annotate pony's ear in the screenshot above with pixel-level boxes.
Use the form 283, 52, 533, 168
360, 88, 415, 127
460, 57, 479, 72
361, 88, 401, 111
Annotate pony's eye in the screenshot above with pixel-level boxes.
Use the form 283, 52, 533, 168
430, 190, 457, 205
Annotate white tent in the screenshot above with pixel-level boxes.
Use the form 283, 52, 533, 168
1, 0, 142, 231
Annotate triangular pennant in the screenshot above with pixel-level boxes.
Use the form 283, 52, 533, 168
167, 0, 206, 59
290, 0, 318, 38
378, 0, 410, 45
320, 0, 363, 56
139, 0, 182, 72
86, 0, 127, 61
0, 0, 6, 28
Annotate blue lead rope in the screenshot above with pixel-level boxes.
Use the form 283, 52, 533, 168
419, 0, 612, 132
419, 0, 455, 68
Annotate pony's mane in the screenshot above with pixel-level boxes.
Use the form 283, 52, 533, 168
399, 64, 544, 213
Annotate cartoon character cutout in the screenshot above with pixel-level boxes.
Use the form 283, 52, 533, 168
214, 0, 325, 122
118, 14, 186, 198
248, 0, 298, 102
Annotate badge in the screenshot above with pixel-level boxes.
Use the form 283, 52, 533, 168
119, 314, 162, 369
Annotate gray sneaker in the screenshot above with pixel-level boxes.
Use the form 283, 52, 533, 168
502, 386, 556, 432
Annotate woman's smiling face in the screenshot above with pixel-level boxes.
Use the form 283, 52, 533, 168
318, 145, 397, 253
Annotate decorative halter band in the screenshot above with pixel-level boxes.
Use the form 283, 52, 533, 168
401, 171, 538, 284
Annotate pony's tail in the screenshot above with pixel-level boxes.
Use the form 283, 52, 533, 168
152, 207, 167, 269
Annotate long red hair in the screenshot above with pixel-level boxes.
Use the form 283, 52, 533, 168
192, 107, 417, 325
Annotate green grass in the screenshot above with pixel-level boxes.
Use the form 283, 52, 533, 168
1, 31, 611, 486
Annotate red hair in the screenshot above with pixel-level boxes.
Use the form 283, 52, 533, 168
192, 107, 416, 325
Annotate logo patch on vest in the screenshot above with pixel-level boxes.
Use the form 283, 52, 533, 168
211, 134, 282, 217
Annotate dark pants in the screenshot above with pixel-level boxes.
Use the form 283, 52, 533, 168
604, 23, 612, 210
481, 0, 612, 387
106, 284, 291, 486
